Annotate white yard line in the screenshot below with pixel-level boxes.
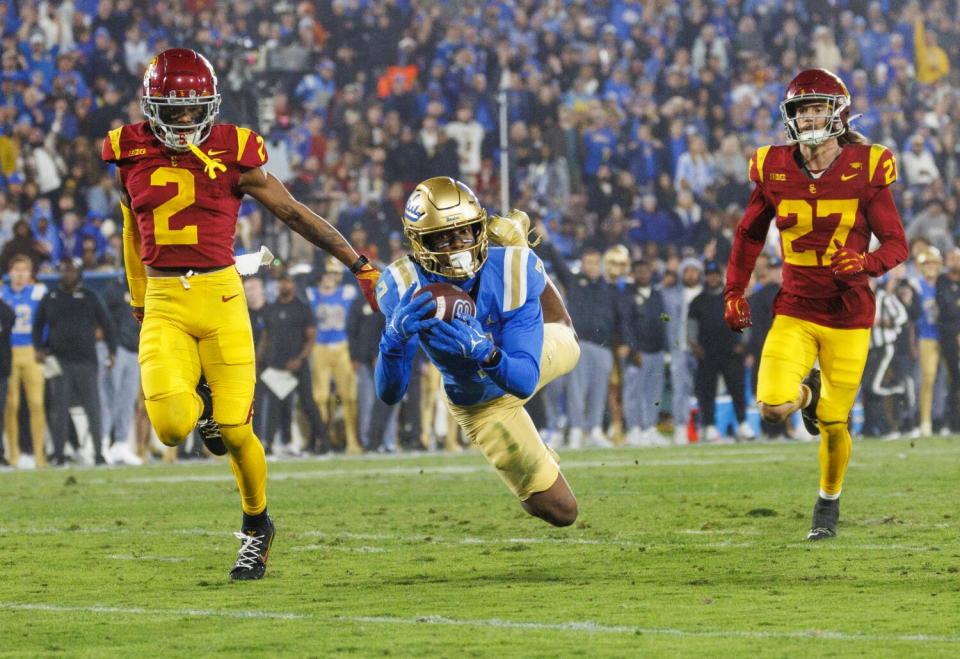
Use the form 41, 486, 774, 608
106, 554, 190, 563
338, 614, 960, 643
88, 455, 794, 485
0, 601, 955, 644
0, 602, 304, 620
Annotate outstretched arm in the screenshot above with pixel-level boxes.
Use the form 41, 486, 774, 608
238, 167, 381, 309
238, 168, 360, 266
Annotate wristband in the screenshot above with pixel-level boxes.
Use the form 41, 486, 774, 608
349, 254, 370, 274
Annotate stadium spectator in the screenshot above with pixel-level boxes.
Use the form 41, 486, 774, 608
619, 259, 669, 447
33, 259, 115, 466
257, 273, 325, 456
1, 254, 46, 468
347, 291, 398, 452
662, 258, 702, 445
305, 260, 360, 454
0, 296, 13, 466
936, 248, 960, 434
912, 247, 942, 436
538, 238, 618, 449
862, 277, 909, 438
688, 260, 753, 443
97, 273, 141, 465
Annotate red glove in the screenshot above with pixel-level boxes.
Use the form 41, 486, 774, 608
723, 294, 752, 333
354, 262, 381, 313
131, 306, 144, 324
830, 239, 867, 277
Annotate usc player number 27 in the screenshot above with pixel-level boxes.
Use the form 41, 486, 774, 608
723, 68, 908, 541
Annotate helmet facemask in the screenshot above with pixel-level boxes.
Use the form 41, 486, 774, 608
780, 94, 849, 146
141, 92, 221, 151
402, 177, 489, 280
408, 220, 489, 280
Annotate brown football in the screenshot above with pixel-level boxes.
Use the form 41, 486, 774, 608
416, 282, 477, 322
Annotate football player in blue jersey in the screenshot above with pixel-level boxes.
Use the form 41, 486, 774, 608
375, 177, 581, 526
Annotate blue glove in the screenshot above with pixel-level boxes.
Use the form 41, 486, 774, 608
383, 285, 436, 350
426, 312, 496, 363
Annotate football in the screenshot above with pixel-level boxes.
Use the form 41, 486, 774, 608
416, 282, 476, 322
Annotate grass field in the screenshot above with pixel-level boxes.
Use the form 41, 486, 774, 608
1, 437, 959, 657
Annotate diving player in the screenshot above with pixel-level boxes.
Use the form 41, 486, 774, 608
375, 177, 581, 526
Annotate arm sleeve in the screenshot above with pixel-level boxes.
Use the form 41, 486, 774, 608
724, 184, 776, 298
482, 297, 543, 400
121, 203, 147, 307
863, 186, 909, 277
373, 272, 418, 405
374, 335, 418, 405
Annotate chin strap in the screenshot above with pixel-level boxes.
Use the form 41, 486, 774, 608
187, 142, 227, 180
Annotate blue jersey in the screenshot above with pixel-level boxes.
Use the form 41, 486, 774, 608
305, 284, 357, 345
1, 283, 47, 347
375, 246, 547, 406
917, 277, 939, 340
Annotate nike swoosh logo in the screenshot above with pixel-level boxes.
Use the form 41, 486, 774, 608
840, 173, 858, 181
222, 294, 240, 302
208, 149, 228, 156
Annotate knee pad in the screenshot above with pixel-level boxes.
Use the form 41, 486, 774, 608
146, 393, 200, 446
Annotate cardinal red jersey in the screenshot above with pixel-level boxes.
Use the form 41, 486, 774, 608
101, 121, 268, 268
726, 142, 907, 329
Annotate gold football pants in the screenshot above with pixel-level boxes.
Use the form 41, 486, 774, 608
758, 314, 870, 496
447, 323, 580, 500
139, 268, 266, 514
4, 346, 46, 467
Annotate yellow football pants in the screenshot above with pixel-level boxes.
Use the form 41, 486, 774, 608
447, 323, 580, 500
310, 341, 359, 452
140, 268, 266, 514
918, 338, 939, 433
4, 346, 46, 468
420, 362, 461, 451
758, 314, 870, 496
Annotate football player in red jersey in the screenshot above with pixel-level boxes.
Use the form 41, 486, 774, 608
101, 49, 380, 580
723, 69, 908, 540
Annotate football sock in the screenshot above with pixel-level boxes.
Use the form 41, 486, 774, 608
818, 421, 851, 497
222, 423, 268, 516
242, 507, 270, 531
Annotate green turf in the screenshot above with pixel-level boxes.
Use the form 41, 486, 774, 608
1, 437, 958, 657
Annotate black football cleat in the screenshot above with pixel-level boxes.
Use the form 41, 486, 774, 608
229, 516, 275, 581
196, 379, 228, 456
806, 497, 839, 541
801, 369, 822, 436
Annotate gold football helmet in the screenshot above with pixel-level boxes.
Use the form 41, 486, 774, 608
402, 177, 488, 279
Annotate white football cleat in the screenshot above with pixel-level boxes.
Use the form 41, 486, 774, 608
624, 427, 646, 447
110, 441, 144, 466
736, 420, 756, 442
673, 426, 688, 445
587, 426, 613, 448
645, 427, 671, 447
703, 425, 721, 443
567, 428, 583, 450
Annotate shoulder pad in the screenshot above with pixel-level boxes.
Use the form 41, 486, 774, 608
868, 144, 897, 187
378, 257, 422, 315
102, 124, 159, 163
209, 124, 268, 169
747, 145, 775, 184
500, 246, 545, 313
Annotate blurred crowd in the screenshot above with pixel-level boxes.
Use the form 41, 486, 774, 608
0, 0, 958, 466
